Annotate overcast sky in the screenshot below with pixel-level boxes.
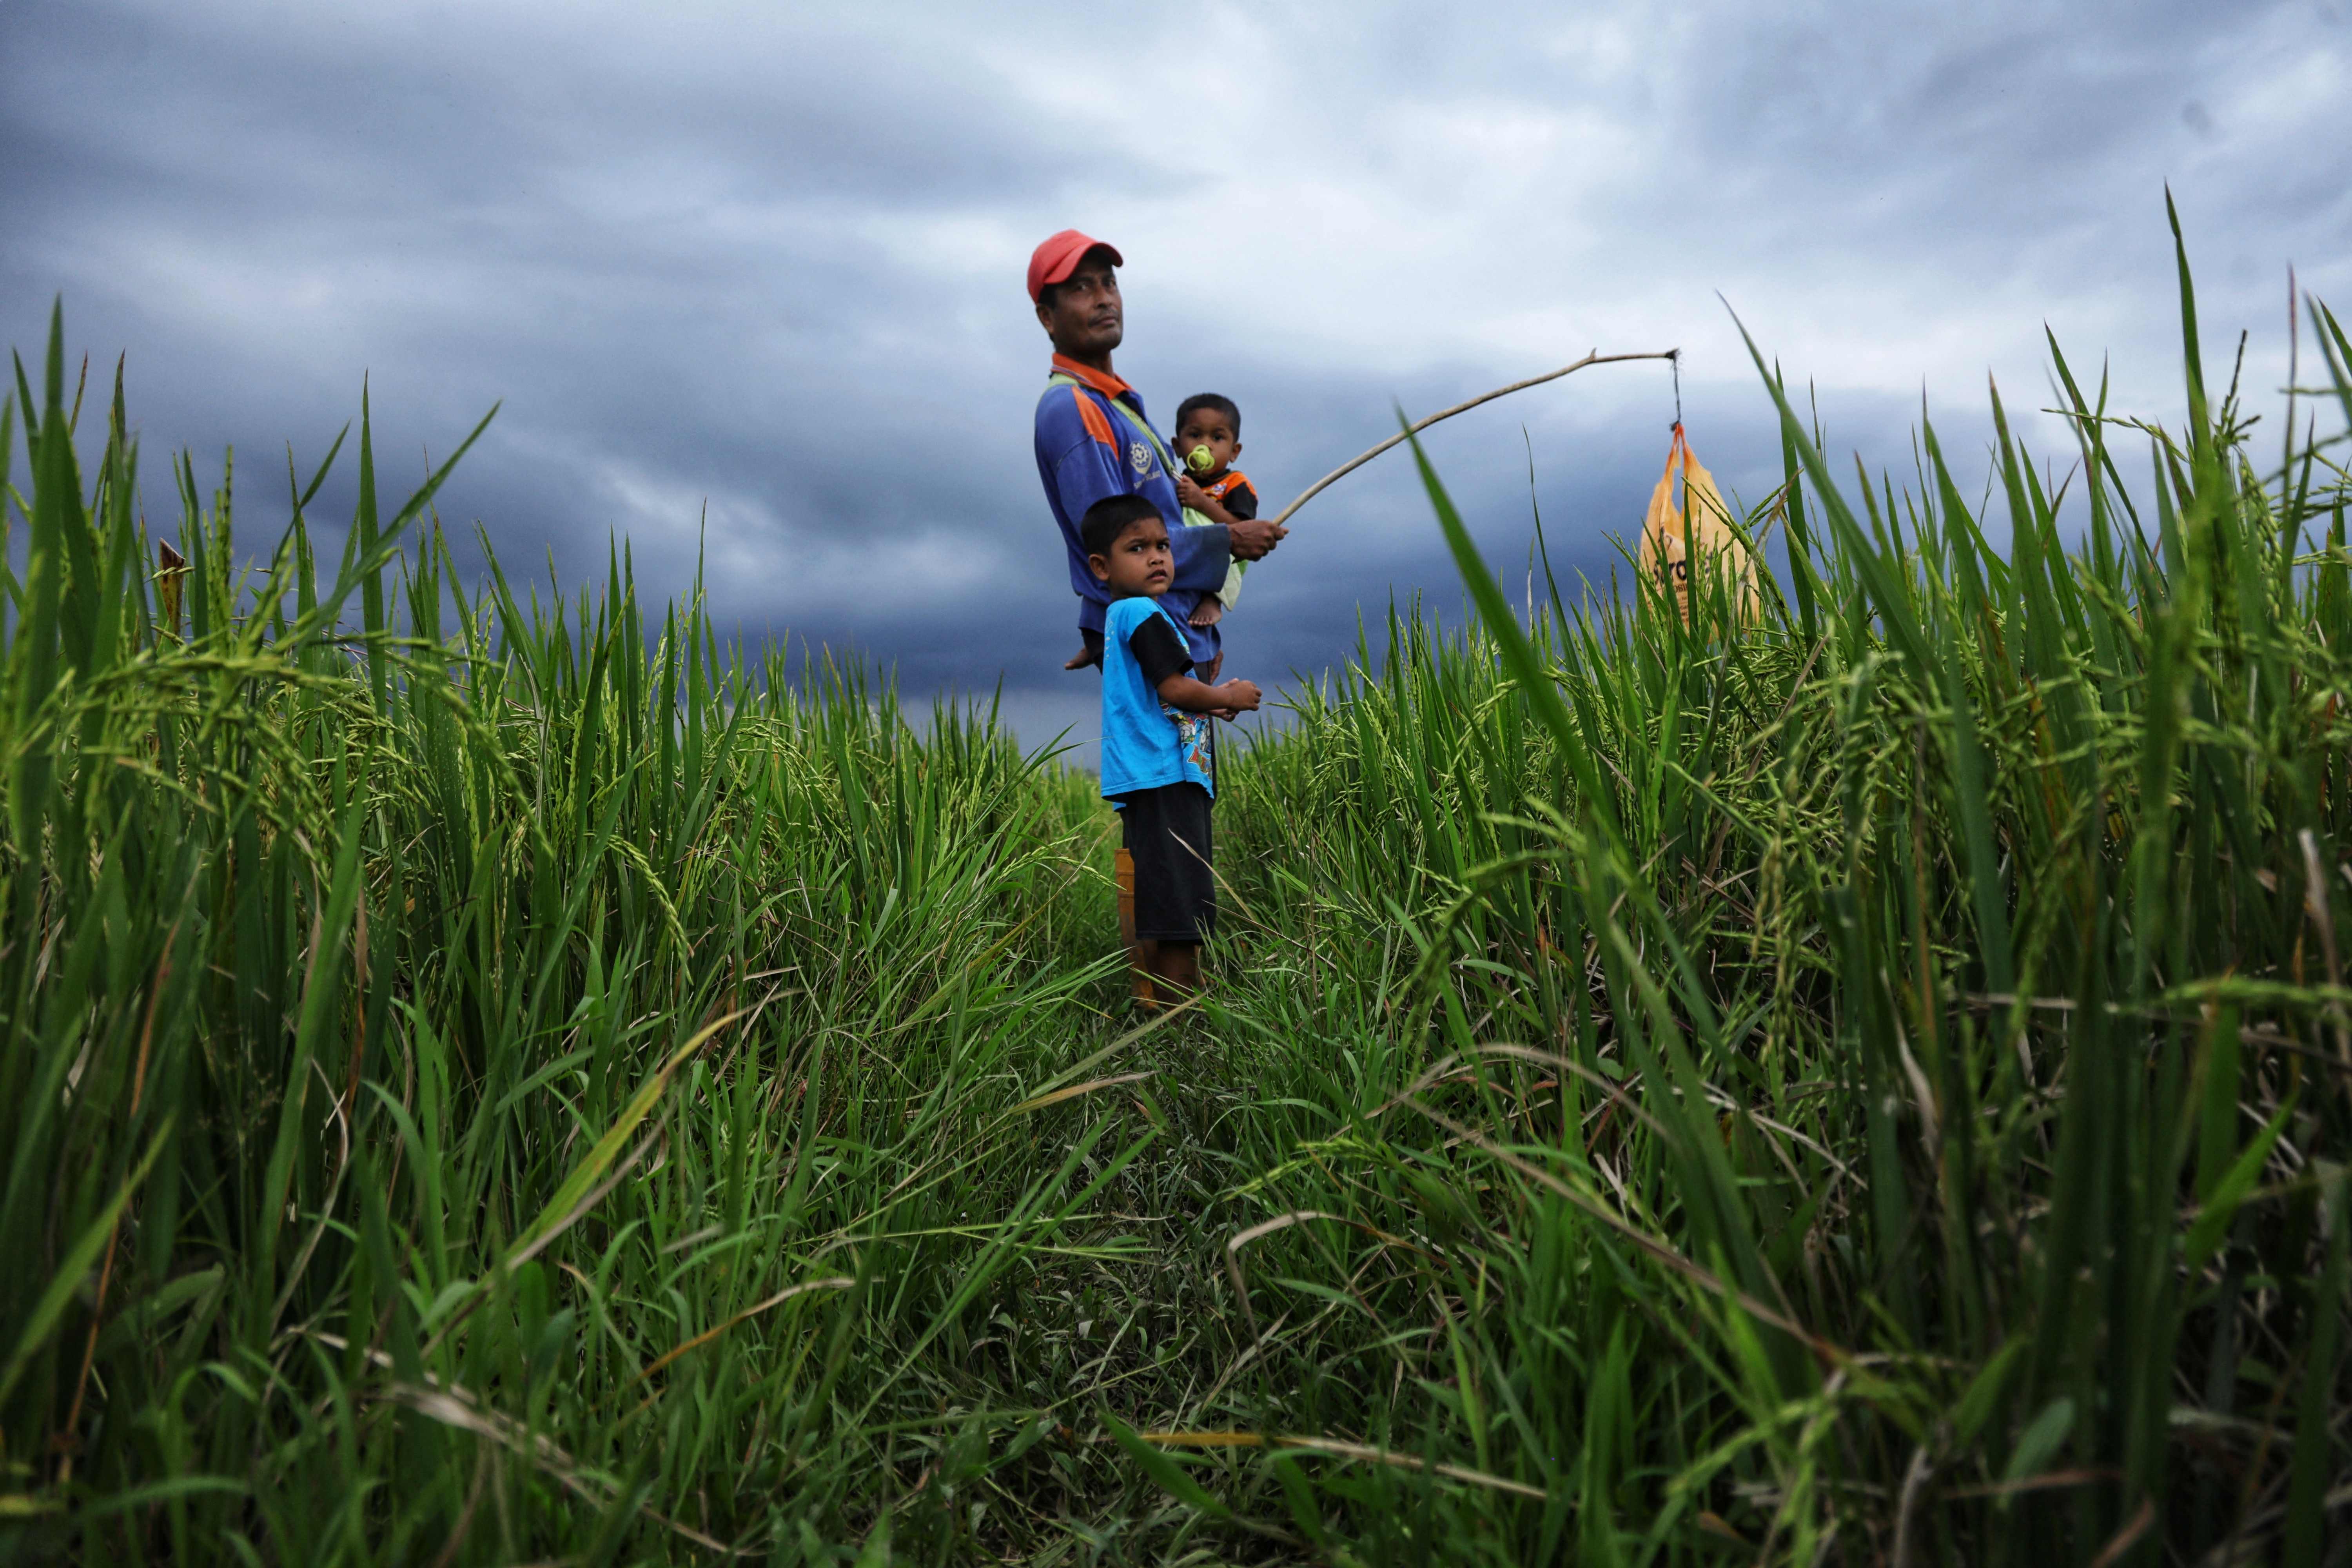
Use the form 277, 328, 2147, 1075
4, 0, 2347, 753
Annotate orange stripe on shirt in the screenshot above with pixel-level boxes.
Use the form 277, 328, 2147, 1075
1071, 386, 1116, 447
1051, 353, 1135, 401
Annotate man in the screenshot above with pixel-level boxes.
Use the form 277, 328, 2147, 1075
1029, 229, 1286, 674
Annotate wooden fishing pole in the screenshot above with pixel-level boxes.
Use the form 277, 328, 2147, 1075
1263, 348, 1680, 529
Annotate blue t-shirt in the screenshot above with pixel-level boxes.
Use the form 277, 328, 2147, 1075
1100, 596, 1214, 802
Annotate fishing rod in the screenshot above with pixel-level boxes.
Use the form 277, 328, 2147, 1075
1263, 348, 1681, 530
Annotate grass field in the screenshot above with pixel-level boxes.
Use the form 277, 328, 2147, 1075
5, 216, 2351, 1564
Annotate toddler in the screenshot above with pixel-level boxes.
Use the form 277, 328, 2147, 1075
1170, 393, 1259, 628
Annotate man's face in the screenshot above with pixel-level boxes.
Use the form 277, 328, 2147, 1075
1036, 248, 1123, 357
1087, 516, 1173, 598
1174, 408, 1241, 477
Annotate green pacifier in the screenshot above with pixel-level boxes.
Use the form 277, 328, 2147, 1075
1187, 445, 1216, 474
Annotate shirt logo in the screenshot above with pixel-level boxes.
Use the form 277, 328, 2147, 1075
1129, 440, 1152, 477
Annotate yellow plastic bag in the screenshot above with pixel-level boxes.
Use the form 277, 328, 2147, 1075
1637, 424, 1754, 624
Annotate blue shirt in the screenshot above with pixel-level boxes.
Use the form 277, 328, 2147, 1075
1100, 596, 1215, 801
1034, 355, 1229, 665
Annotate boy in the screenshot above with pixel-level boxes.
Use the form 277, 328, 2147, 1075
1082, 494, 1263, 1003
1170, 393, 1258, 630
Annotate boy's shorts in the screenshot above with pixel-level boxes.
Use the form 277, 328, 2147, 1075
1116, 782, 1214, 942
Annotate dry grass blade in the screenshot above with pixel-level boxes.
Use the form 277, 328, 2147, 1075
1138, 1430, 1547, 1501
2087, 1498, 2156, 1568
628, 1277, 854, 1388
1011, 1072, 1154, 1114
1223, 1210, 1423, 1339
383, 1382, 729, 1553
1942, 1468, 2123, 1501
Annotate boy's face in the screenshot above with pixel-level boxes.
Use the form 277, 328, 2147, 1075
1087, 516, 1174, 599
1174, 407, 1241, 476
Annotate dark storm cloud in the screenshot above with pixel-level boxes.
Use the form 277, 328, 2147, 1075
4, 0, 2346, 755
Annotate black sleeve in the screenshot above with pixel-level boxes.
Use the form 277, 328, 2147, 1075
1127, 614, 1193, 689
1221, 481, 1258, 519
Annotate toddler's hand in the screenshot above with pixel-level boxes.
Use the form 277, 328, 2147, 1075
1174, 474, 1209, 510
1188, 599, 1223, 628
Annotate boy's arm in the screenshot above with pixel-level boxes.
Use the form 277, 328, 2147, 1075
1130, 616, 1259, 714
1156, 671, 1262, 715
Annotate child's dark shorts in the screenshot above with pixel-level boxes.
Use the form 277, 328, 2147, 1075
1116, 782, 1214, 942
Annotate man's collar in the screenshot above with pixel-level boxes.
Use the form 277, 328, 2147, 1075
1051, 354, 1135, 402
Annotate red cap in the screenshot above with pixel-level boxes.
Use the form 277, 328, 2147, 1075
1027, 229, 1122, 303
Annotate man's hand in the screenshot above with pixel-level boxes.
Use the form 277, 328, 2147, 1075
1227, 517, 1288, 561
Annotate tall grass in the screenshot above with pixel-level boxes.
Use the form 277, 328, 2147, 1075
0, 302, 1163, 1562
3, 210, 2348, 1564
1208, 212, 2352, 1563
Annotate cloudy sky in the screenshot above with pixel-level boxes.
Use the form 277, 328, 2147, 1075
4, 0, 2347, 753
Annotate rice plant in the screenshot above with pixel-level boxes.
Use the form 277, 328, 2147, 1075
0, 301, 1162, 1563
1206, 208, 2352, 1563
2, 205, 2347, 1564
